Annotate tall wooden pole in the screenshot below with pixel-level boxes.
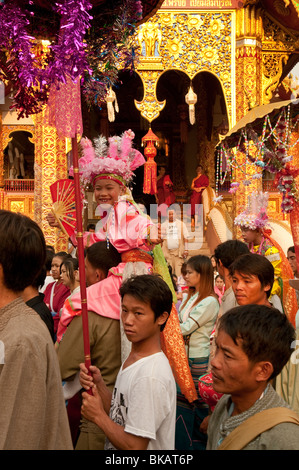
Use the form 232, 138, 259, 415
71, 135, 91, 372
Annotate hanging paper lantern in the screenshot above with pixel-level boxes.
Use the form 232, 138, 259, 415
185, 85, 197, 125
105, 86, 119, 122
142, 128, 159, 195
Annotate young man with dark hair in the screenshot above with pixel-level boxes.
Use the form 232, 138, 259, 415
229, 253, 274, 306
84, 240, 122, 286
79, 274, 176, 450
213, 240, 249, 316
207, 304, 299, 450
0, 210, 72, 450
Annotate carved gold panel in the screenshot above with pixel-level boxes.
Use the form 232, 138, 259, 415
9, 200, 25, 213
32, 111, 68, 252
261, 13, 298, 103
2, 125, 35, 151
135, 70, 166, 123
262, 52, 289, 103
0, 125, 35, 188
134, 10, 235, 124
4, 195, 34, 219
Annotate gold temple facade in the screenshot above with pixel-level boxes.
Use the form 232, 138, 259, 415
0, 0, 298, 250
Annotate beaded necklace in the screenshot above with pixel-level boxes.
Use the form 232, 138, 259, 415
250, 236, 265, 255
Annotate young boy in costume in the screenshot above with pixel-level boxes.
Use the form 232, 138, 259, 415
48, 130, 197, 403
234, 191, 297, 324
79, 274, 176, 450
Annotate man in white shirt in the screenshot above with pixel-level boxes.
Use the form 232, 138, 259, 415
161, 208, 189, 277
79, 274, 176, 450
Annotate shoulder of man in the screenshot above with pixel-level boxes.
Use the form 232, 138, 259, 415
255, 420, 299, 450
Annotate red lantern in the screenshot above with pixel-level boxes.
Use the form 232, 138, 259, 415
142, 128, 159, 195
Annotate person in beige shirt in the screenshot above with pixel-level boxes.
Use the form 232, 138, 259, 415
0, 210, 73, 450
207, 304, 299, 450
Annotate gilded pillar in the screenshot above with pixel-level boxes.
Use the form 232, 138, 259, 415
292, 125, 299, 208
33, 110, 68, 252
234, 5, 263, 236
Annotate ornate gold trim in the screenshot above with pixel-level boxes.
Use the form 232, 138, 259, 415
2, 125, 35, 151
134, 9, 235, 125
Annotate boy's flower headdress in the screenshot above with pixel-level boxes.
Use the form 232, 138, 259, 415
70, 129, 145, 188
234, 191, 270, 231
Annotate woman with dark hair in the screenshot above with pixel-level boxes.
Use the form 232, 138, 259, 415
60, 258, 80, 296
43, 251, 71, 336
176, 255, 219, 450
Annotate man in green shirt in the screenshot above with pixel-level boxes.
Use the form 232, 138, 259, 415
207, 304, 299, 450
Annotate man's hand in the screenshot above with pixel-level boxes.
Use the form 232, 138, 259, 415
79, 363, 103, 391
80, 363, 112, 414
81, 385, 104, 424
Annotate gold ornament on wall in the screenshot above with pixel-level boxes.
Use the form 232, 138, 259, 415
133, 10, 234, 123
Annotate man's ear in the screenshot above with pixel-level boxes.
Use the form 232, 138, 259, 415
157, 311, 169, 329
255, 361, 274, 383
264, 283, 271, 295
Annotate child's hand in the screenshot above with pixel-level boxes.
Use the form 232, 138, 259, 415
46, 212, 59, 228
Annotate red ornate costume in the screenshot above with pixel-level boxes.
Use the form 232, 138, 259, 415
190, 173, 209, 216
157, 174, 176, 206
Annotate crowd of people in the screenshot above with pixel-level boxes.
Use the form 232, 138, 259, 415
1, 131, 299, 451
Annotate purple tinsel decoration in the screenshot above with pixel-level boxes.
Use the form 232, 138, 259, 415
0, 0, 143, 116
47, 0, 93, 85
0, 2, 39, 88
82, 0, 143, 108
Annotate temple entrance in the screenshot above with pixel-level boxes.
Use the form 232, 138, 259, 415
3, 131, 35, 192
154, 70, 229, 201
83, 68, 229, 209
84, 70, 148, 205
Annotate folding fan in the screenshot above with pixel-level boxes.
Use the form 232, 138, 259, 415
50, 179, 79, 238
